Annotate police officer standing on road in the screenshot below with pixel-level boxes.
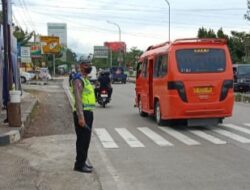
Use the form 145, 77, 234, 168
70, 60, 96, 173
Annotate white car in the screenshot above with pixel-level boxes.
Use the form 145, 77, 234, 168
88, 66, 97, 83
20, 71, 33, 83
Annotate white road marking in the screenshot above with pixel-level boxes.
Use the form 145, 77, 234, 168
159, 127, 200, 145
138, 127, 173, 146
243, 123, 250, 128
115, 128, 144, 148
190, 130, 227, 144
222, 123, 250, 135
213, 129, 250, 143
94, 128, 119, 148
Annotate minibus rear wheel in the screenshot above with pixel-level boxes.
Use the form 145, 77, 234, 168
138, 98, 147, 117
155, 101, 164, 126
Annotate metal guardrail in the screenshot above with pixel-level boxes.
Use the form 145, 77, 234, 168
235, 93, 250, 103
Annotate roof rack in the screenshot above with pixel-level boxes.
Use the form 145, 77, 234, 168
173, 38, 227, 44
146, 41, 170, 51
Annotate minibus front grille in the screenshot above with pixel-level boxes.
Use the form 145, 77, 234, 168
168, 81, 188, 102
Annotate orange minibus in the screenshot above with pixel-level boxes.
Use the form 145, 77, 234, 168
135, 38, 234, 126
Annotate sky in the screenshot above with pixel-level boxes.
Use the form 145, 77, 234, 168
11, 0, 249, 55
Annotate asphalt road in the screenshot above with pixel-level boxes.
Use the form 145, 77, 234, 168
1, 80, 250, 190
91, 82, 250, 190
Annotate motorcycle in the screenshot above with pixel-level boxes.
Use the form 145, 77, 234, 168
97, 88, 110, 108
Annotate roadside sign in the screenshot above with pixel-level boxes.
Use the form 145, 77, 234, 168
94, 46, 109, 58
31, 43, 42, 58
40, 36, 61, 54
21, 46, 30, 57
21, 46, 32, 63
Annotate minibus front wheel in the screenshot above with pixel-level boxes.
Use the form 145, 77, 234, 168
138, 97, 147, 117
155, 101, 164, 126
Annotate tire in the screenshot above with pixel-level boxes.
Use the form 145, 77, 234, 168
155, 101, 164, 126
21, 76, 26, 83
138, 98, 147, 117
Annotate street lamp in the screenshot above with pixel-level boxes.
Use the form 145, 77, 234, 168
107, 20, 121, 42
164, 0, 171, 42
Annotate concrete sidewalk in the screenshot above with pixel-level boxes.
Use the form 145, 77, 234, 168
0, 92, 37, 146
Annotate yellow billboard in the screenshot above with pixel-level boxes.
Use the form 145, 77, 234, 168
40, 36, 61, 54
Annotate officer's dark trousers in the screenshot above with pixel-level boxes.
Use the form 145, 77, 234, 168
73, 110, 93, 168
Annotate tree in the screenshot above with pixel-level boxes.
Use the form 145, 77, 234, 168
197, 27, 207, 38
124, 47, 143, 69
229, 31, 250, 63
244, 0, 250, 21
13, 26, 33, 46
197, 27, 216, 38
197, 27, 249, 63
217, 28, 229, 39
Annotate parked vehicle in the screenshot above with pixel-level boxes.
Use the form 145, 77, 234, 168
27, 71, 36, 79
110, 66, 127, 84
39, 68, 52, 80
233, 64, 250, 93
135, 38, 234, 126
20, 71, 34, 83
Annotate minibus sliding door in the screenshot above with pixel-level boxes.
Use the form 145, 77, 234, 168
148, 58, 154, 111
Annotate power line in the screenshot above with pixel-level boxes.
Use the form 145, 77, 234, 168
20, 0, 37, 31
20, 3, 246, 13
28, 8, 245, 28
13, 4, 30, 31
15, 0, 36, 32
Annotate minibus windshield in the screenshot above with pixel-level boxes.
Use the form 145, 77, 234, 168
176, 48, 226, 73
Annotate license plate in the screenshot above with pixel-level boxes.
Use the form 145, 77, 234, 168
101, 94, 108, 97
193, 87, 212, 94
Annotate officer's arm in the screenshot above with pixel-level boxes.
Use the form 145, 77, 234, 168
73, 79, 84, 120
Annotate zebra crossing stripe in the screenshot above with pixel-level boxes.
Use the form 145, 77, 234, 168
115, 128, 144, 148
138, 127, 173, 146
243, 123, 250, 128
94, 128, 119, 148
159, 127, 200, 145
213, 129, 250, 143
222, 124, 250, 135
189, 130, 227, 145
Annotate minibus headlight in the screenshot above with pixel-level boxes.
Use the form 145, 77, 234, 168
168, 81, 187, 102
220, 80, 233, 101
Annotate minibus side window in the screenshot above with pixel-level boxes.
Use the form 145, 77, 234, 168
154, 55, 168, 78
142, 59, 148, 78
136, 62, 142, 78
159, 55, 168, 77
154, 56, 160, 78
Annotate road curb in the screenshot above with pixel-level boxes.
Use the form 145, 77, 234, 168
0, 95, 38, 146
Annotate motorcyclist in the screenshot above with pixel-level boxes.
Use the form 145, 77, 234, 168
95, 70, 112, 100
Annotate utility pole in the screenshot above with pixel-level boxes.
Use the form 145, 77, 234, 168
164, 0, 171, 42
2, 0, 10, 108
107, 20, 123, 66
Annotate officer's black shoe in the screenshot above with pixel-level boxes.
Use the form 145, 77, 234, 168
74, 165, 92, 173
85, 163, 93, 169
